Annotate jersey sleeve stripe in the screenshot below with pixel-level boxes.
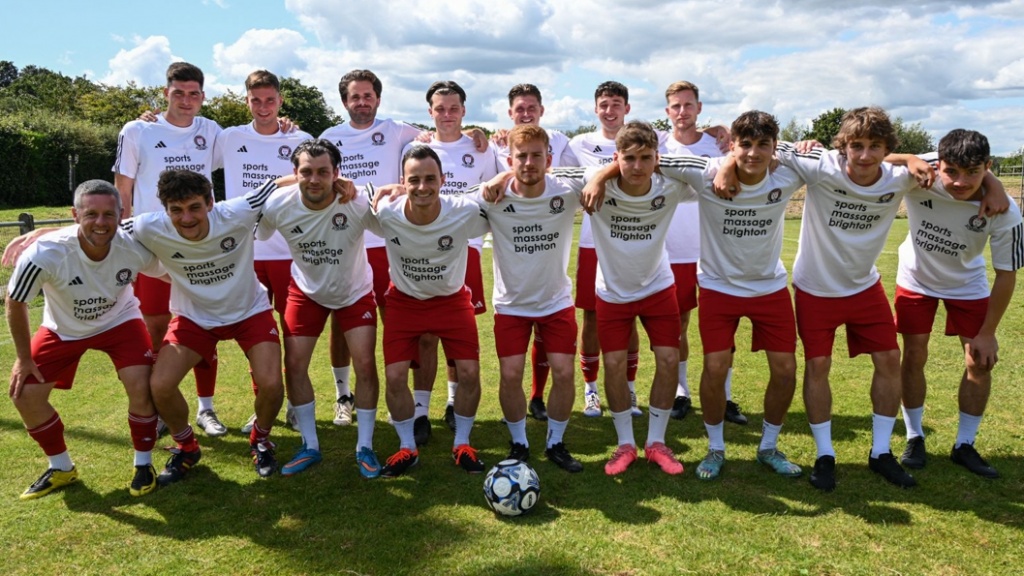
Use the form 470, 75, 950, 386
659, 155, 709, 169
777, 141, 823, 160
246, 180, 278, 210
551, 167, 586, 178
1012, 221, 1024, 270
9, 262, 43, 302
113, 133, 124, 173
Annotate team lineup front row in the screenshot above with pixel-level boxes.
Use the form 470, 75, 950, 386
6, 64, 1021, 501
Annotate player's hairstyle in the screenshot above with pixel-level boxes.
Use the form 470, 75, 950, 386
507, 124, 550, 153
665, 81, 700, 102
73, 179, 122, 216
508, 83, 543, 106
339, 69, 382, 103
401, 144, 444, 176
938, 129, 990, 168
245, 70, 280, 93
832, 106, 898, 154
166, 62, 204, 89
291, 138, 342, 169
731, 110, 779, 142
594, 81, 629, 104
157, 170, 213, 207
426, 80, 467, 105
615, 120, 659, 152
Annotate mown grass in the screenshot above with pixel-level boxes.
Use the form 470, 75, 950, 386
2, 214, 1023, 576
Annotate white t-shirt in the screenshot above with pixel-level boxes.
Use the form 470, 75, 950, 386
320, 118, 422, 249
8, 227, 159, 340
567, 131, 618, 249
113, 115, 223, 216
257, 184, 375, 309
369, 194, 490, 300
478, 174, 578, 316
898, 181, 1024, 299
662, 132, 723, 263
494, 129, 578, 169
123, 184, 276, 329
776, 144, 917, 297
214, 123, 313, 261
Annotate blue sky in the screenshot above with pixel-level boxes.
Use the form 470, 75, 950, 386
5, 0, 1024, 155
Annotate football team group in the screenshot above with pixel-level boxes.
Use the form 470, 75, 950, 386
6, 61, 1021, 501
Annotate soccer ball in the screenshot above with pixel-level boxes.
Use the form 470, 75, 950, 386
483, 459, 540, 516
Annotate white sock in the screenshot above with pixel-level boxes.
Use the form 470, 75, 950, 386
611, 409, 635, 447
810, 420, 835, 458
134, 450, 153, 467
453, 413, 475, 446
506, 417, 529, 447
705, 421, 726, 452
393, 416, 416, 451
446, 381, 458, 405
759, 420, 782, 452
902, 405, 925, 439
546, 418, 568, 448
197, 396, 214, 413
676, 361, 690, 397
627, 380, 636, 394
413, 390, 431, 419
724, 368, 733, 401
870, 413, 896, 458
333, 366, 351, 399
585, 380, 599, 395
646, 406, 671, 445
355, 408, 376, 450
294, 401, 319, 451
955, 412, 983, 448
48, 451, 73, 472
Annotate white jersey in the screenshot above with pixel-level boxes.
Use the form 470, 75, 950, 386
567, 131, 618, 248
662, 132, 723, 263
113, 115, 223, 216
494, 129, 578, 169
7, 227, 159, 340
898, 181, 1024, 299
123, 184, 276, 329
215, 123, 313, 261
320, 119, 422, 249
557, 167, 694, 303
479, 175, 578, 316
257, 184, 375, 309
405, 135, 502, 250
369, 194, 489, 300
777, 144, 917, 297
660, 155, 804, 297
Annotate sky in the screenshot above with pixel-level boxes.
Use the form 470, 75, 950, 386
4, 0, 1024, 155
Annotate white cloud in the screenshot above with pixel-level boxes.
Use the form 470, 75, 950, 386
100, 35, 178, 86
212, 28, 308, 84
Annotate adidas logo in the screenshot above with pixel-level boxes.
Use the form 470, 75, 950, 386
154, 141, 167, 149
68, 276, 83, 286
237, 145, 248, 153
171, 252, 184, 259
361, 311, 373, 320
290, 225, 303, 234
390, 237, 401, 245
335, 140, 344, 148
604, 198, 618, 207
919, 199, 933, 209
503, 204, 516, 213
593, 145, 603, 153
834, 189, 847, 195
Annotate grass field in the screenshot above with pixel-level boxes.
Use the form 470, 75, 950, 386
2, 208, 1024, 575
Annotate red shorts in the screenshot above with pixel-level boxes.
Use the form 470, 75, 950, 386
596, 286, 680, 351
795, 281, 898, 359
698, 287, 796, 354
26, 319, 153, 389
164, 310, 280, 365
367, 247, 390, 310
283, 283, 377, 338
254, 259, 292, 317
465, 247, 487, 316
671, 262, 698, 312
493, 307, 578, 358
383, 286, 479, 366
135, 274, 170, 316
894, 286, 987, 338
574, 247, 598, 311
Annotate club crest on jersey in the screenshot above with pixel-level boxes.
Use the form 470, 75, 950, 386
332, 213, 349, 230
965, 215, 987, 233
878, 192, 895, 204
194, 135, 208, 151
277, 145, 292, 160
372, 132, 385, 145
767, 188, 783, 204
437, 235, 454, 251
650, 196, 666, 211
549, 196, 565, 214
115, 268, 132, 287
220, 237, 237, 253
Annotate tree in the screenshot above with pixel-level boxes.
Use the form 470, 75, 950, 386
565, 123, 596, 139
201, 90, 250, 128
893, 118, 934, 154
0, 60, 17, 89
650, 118, 671, 132
780, 118, 806, 143
79, 82, 163, 127
279, 77, 342, 136
805, 107, 846, 149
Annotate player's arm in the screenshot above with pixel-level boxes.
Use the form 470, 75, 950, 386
114, 173, 135, 219
701, 125, 732, 154
580, 163, 619, 213
480, 171, 515, 203
6, 296, 44, 398
884, 153, 935, 189
2, 228, 60, 267
965, 268, 1015, 371
490, 128, 510, 148
978, 172, 1010, 217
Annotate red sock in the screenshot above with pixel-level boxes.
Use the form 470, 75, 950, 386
626, 351, 639, 382
530, 336, 549, 401
27, 412, 66, 456
172, 425, 199, 452
249, 421, 272, 446
580, 354, 600, 384
128, 412, 158, 452
194, 353, 218, 398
